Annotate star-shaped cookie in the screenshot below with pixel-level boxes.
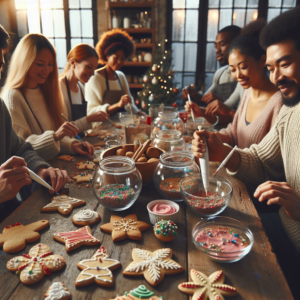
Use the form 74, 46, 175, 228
41, 195, 86, 215
110, 285, 163, 300
53, 226, 100, 252
100, 214, 150, 242
7, 243, 65, 285
178, 269, 238, 300
0, 220, 49, 253
123, 248, 184, 286
72, 173, 93, 183
77, 161, 95, 170
76, 246, 121, 287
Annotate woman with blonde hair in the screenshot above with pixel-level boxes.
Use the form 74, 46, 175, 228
60, 44, 108, 134
1, 33, 93, 160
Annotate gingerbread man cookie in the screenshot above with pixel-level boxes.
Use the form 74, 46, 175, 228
0, 220, 49, 253
77, 161, 95, 170
72, 173, 93, 184
178, 269, 238, 300
41, 195, 86, 215
110, 285, 164, 300
57, 155, 75, 161
44, 282, 71, 300
54, 226, 100, 252
7, 243, 66, 285
100, 214, 150, 242
123, 248, 184, 286
76, 246, 121, 287
72, 209, 100, 226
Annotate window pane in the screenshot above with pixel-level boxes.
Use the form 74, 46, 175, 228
40, 0, 51, 9
53, 10, 65, 37
233, 9, 245, 27
70, 10, 81, 37
205, 43, 216, 72
267, 8, 281, 22
183, 74, 196, 87
282, 0, 296, 7
16, 10, 28, 37
48, 38, 54, 46
186, 0, 200, 8
26, 0, 38, 9
205, 73, 214, 92
246, 9, 258, 25
69, 0, 79, 9
172, 10, 185, 42
220, 0, 233, 8
15, 0, 27, 10
173, 0, 185, 9
41, 10, 54, 37
207, 10, 219, 42
52, 0, 63, 8
82, 38, 94, 46
172, 42, 184, 72
81, 10, 93, 38
173, 72, 183, 90
27, 9, 41, 33
71, 38, 81, 50
247, 0, 259, 8
268, 0, 282, 7
185, 10, 198, 42
184, 43, 197, 72
219, 9, 232, 30
80, 0, 91, 8
54, 38, 67, 68
209, 0, 219, 8
234, 0, 246, 7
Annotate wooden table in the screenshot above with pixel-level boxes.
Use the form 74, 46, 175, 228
0, 134, 293, 300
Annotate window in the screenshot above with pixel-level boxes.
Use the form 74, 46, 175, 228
267, 0, 296, 22
14, 0, 97, 73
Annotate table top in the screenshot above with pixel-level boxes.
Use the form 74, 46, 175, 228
0, 133, 293, 300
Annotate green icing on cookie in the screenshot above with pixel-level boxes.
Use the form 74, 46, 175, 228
130, 285, 155, 298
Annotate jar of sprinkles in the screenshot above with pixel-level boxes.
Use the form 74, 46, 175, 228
153, 151, 199, 202
92, 156, 142, 211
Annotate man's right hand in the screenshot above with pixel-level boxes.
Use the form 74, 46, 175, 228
0, 156, 32, 203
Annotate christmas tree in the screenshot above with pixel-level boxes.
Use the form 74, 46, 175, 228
137, 40, 180, 112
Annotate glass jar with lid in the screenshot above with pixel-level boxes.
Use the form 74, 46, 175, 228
151, 111, 185, 138
153, 151, 200, 202
152, 130, 186, 152
92, 156, 142, 211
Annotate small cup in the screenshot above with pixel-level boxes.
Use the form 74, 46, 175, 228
147, 199, 179, 224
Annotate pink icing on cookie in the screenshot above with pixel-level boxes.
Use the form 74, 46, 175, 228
151, 203, 177, 214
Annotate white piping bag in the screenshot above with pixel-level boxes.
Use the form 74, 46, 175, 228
198, 126, 209, 195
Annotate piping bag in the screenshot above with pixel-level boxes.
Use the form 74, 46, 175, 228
198, 126, 209, 195
26, 167, 56, 192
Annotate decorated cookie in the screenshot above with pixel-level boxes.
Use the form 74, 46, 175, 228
57, 155, 74, 161
72, 209, 100, 226
0, 220, 49, 253
123, 248, 184, 286
93, 141, 106, 147
54, 226, 100, 252
110, 285, 164, 300
178, 269, 238, 300
154, 220, 178, 242
76, 246, 121, 287
41, 195, 86, 215
100, 214, 150, 242
72, 173, 93, 183
77, 161, 95, 170
7, 243, 66, 285
86, 131, 98, 137
44, 282, 71, 300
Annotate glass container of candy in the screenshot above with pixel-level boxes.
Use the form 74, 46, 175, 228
93, 156, 142, 211
151, 111, 185, 138
152, 130, 186, 152
153, 151, 200, 202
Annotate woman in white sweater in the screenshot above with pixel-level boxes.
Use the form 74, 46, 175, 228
1, 34, 93, 161
86, 29, 139, 127
60, 44, 108, 134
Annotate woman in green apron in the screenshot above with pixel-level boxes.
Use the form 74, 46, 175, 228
86, 29, 140, 127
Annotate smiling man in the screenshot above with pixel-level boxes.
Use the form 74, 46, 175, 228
191, 7, 300, 298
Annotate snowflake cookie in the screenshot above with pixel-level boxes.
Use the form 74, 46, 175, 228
110, 285, 164, 300
7, 243, 66, 285
76, 246, 121, 287
178, 269, 238, 300
44, 282, 71, 300
123, 248, 184, 286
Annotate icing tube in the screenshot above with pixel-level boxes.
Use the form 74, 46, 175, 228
198, 131, 209, 194
26, 167, 55, 191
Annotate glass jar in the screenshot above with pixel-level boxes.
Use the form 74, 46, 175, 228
152, 130, 186, 152
153, 151, 200, 202
92, 156, 142, 211
105, 140, 120, 148
151, 111, 185, 138
185, 116, 219, 136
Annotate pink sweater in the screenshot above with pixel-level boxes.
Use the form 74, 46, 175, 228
219, 88, 283, 149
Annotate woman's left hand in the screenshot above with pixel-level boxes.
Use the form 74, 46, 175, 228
206, 100, 232, 117
71, 141, 94, 157
118, 95, 131, 108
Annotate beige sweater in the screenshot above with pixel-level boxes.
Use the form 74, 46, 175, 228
228, 102, 300, 254
2, 88, 77, 161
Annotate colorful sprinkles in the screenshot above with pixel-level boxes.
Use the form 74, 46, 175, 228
154, 220, 178, 237
159, 178, 182, 200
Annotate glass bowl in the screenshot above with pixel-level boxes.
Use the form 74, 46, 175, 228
185, 116, 219, 136
192, 216, 254, 263
119, 112, 144, 126
180, 175, 232, 216
92, 156, 142, 211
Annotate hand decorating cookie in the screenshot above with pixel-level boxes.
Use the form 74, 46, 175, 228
123, 248, 184, 286
53, 226, 100, 252
57, 155, 75, 161
7, 243, 66, 285
154, 220, 178, 242
72, 209, 100, 226
0, 220, 49, 253
76, 246, 121, 287
41, 195, 86, 215
44, 282, 71, 300
178, 269, 238, 300
77, 161, 96, 170
109, 285, 164, 300
100, 214, 150, 242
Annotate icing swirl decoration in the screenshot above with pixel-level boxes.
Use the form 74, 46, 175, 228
73, 209, 99, 222
45, 282, 70, 300
130, 285, 155, 298
151, 203, 177, 215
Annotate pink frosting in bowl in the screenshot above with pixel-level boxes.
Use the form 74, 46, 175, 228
151, 203, 177, 214
147, 200, 180, 224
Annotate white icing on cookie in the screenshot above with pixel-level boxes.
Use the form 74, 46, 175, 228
43, 195, 83, 211
45, 282, 70, 300
73, 209, 99, 222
